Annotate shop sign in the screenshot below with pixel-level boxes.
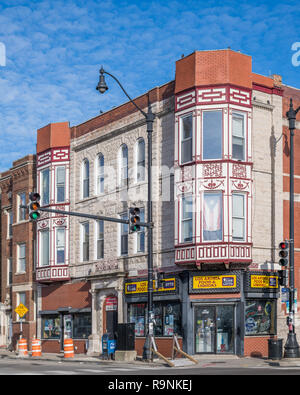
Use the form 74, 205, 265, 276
125, 278, 176, 295
245, 271, 279, 293
189, 271, 240, 294
106, 296, 118, 311
193, 275, 236, 290
250, 275, 278, 289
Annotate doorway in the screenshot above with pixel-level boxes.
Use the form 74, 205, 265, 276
195, 305, 235, 354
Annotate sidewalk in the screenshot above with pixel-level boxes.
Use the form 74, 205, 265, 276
1, 347, 300, 369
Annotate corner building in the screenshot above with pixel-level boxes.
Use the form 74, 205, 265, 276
38, 49, 289, 357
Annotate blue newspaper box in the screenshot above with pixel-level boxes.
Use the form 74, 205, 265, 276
102, 334, 116, 359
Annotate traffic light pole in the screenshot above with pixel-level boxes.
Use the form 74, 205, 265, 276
284, 98, 300, 358
20, 205, 150, 228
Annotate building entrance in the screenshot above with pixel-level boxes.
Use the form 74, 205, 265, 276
195, 305, 234, 354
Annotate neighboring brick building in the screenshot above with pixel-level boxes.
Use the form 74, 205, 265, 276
0, 155, 36, 349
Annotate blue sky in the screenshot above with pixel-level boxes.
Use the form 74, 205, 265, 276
0, 0, 299, 172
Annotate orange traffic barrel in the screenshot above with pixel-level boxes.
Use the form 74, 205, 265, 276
64, 338, 74, 358
32, 337, 42, 357
18, 338, 28, 357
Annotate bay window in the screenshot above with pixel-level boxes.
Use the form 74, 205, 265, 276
41, 168, 50, 206
56, 228, 65, 264
56, 166, 66, 203
40, 229, 50, 267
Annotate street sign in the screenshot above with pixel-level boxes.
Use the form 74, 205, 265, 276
15, 303, 28, 318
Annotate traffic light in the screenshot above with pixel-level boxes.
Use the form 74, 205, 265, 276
278, 270, 288, 287
28, 192, 41, 221
279, 241, 289, 266
129, 207, 140, 233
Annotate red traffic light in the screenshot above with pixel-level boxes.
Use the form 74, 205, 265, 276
29, 192, 40, 202
279, 241, 288, 250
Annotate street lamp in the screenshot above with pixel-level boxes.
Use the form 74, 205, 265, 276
96, 67, 155, 360
284, 98, 300, 358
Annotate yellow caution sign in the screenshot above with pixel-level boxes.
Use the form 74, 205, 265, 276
15, 303, 28, 318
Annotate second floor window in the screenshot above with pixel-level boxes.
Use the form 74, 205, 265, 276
7, 210, 13, 237
203, 192, 223, 241
40, 230, 49, 267
18, 192, 26, 221
120, 213, 128, 256
181, 114, 193, 164
17, 243, 26, 272
232, 193, 245, 241
56, 166, 66, 202
81, 222, 89, 261
232, 113, 245, 161
181, 196, 193, 243
203, 110, 222, 160
41, 168, 50, 206
56, 228, 66, 264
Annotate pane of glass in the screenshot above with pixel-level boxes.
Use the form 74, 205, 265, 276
56, 166, 65, 183
73, 313, 91, 339
128, 304, 146, 336
182, 138, 192, 163
233, 218, 244, 240
232, 137, 244, 160
232, 114, 244, 138
216, 305, 234, 353
245, 300, 275, 335
183, 220, 193, 242
195, 307, 215, 353
42, 316, 61, 339
154, 303, 163, 336
182, 115, 192, 139
203, 193, 223, 241
56, 228, 65, 264
182, 196, 193, 220
41, 231, 49, 266
203, 111, 222, 159
232, 195, 244, 217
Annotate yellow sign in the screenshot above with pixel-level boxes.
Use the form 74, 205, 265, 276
15, 303, 28, 318
250, 275, 278, 289
193, 275, 236, 289
125, 278, 176, 294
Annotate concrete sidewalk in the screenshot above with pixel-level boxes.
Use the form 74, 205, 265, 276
1, 348, 300, 369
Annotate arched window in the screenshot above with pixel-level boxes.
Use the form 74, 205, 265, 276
136, 138, 145, 182
96, 153, 104, 194
82, 159, 90, 198
119, 144, 128, 187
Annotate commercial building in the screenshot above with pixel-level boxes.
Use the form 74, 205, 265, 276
1, 48, 299, 358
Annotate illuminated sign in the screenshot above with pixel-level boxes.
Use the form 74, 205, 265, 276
192, 275, 237, 290
250, 275, 278, 289
125, 278, 176, 295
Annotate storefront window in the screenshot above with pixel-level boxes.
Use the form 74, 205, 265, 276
128, 302, 182, 337
42, 315, 61, 339
245, 300, 276, 336
73, 313, 92, 339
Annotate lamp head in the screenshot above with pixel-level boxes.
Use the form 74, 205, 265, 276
96, 66, 108, 94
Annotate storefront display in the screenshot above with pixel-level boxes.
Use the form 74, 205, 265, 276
245, 300, 276, 336
42, 315, 60, 339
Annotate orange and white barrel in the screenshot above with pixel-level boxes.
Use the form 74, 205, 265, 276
32, 337, 42, 357
18, 338, 28, 357
64, 338, 74, 358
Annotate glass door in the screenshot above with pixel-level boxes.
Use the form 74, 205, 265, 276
195, 306, 215, 353
195, 305, 235, 354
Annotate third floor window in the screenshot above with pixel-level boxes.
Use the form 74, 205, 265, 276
202, 110, 223, 160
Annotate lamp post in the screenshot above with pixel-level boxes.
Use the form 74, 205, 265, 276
96, 67, 155, 360
284, 98, 300, 358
